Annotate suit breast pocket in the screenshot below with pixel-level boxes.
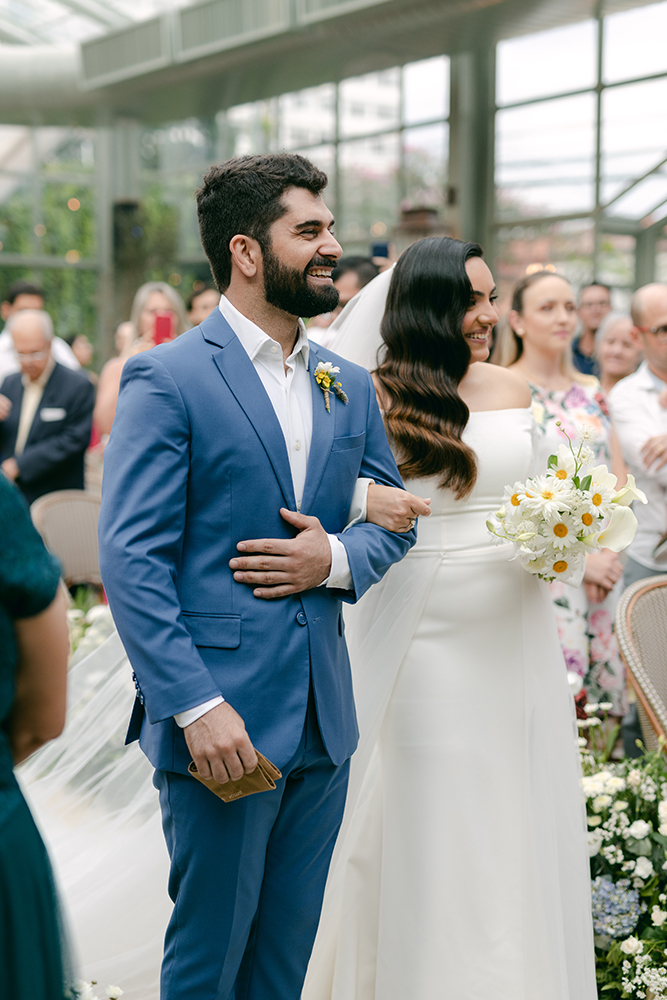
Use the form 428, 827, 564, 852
331, 432, 365, 453
182, 613, 241, 648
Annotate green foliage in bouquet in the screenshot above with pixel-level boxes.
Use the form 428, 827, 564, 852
582, 725, 667, 997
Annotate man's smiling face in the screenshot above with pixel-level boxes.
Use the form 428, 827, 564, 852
260, 186, 343, 318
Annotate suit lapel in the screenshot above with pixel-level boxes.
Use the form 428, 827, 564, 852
25, 363, 59, 448
300, 342, 336, 514
205, 317, 297, 511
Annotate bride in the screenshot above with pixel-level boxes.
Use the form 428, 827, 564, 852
303, 236, 597, 999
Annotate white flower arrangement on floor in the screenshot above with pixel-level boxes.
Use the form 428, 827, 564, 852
581, 716, 667, 998
487, 424, 646, 584
69, 981, 123, 1000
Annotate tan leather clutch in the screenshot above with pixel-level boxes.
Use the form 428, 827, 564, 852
188, 752, 282, 803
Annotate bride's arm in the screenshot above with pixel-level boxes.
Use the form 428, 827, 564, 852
366, 484, 431, 532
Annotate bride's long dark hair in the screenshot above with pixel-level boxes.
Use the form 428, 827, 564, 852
375, 236, 483, 499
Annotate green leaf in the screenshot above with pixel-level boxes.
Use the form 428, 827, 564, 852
548, 454, 557, 467
627, 837, 653, 856
573, 476, 580, 489
581, 475, 592, 491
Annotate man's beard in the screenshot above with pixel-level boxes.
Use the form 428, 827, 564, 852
262, 245, 340, 318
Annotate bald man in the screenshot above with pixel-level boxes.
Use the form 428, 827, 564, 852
0, 310, 95, 503
609, 283, 667, 585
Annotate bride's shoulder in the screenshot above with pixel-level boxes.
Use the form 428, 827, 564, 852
464, 362, 531, 411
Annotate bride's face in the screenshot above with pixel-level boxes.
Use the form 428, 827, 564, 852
462, 257, 499, 363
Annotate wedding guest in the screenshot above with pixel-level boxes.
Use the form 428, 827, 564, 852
94, 282, 187, 438
187, 284, 221, 327
64, 334, 98, 385
0, 475, 71, 1000
0, 310, 95, 504
0, 281, 79, 383
609, 283, 667, 585
309, 257, 379, 345
492, 270, 627, 714
595, 312, 641, 395
573, 282, 612, 376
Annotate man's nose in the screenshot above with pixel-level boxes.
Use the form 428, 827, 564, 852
321, 231, 343, 261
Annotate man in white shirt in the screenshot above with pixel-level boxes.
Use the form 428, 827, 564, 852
0, 280, 80, 383
609, 282, 667, 585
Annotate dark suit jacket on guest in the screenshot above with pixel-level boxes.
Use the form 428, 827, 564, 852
0, 362, 96, 504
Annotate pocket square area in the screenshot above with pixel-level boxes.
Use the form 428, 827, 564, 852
40, 407, 67, 422
188, 751, 282, 803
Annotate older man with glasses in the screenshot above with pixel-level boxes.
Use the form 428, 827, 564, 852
609, 283, 667, 586
0, 309, 95, 503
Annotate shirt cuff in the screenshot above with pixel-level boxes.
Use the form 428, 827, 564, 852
174, 695, 224, 728
344, 477, 374, 530
323, 534, 353, 590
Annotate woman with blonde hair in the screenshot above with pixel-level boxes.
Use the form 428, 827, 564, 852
492, 268, 627, 714
94, 282, 188, 438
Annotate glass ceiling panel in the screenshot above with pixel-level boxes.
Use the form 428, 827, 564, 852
0, 0, 194, 44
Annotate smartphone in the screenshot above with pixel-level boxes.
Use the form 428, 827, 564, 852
371, 241, 389, 259
153, 311, 174, 344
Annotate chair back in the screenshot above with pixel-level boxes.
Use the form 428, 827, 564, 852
615, 575, 667, 753
30, 490, 101, 587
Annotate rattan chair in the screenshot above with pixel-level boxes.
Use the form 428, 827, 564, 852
30, 489, 102, 587
615, 575, 667, 753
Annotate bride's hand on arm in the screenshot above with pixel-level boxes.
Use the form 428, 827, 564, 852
366, 483, 431, 533
583, 548, 623, 604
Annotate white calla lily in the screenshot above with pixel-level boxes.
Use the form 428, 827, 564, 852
594, 505, 638, 552
590, 465, 618, 492
612, 473, 648, 507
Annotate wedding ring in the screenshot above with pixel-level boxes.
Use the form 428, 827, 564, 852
408, 518, 416, 530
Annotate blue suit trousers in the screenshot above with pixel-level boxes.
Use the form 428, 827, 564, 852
154, 696, 349, 1000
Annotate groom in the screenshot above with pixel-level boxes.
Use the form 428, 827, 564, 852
98, 153, 414, 1000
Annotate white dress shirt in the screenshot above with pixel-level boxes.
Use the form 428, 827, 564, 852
175, 296, 368, 728
14, 355, 56, 456
609, 361, 667, 570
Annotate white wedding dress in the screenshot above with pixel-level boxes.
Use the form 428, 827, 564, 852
302, 405, 597, 1000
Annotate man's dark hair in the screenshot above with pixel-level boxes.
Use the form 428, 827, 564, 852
580, 281, 611, 300
4, 280, 45, 305
332, 257, 379, 288
186, 282, 218, 311
196, 153, 329, 292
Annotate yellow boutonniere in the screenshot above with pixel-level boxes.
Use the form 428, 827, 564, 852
314, 361, 349, 412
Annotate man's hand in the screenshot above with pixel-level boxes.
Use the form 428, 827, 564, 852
641, 434, 667, 471
366, 483, 431, 532
0, 394, 11, 421
1, 457, 19, 481
230, 508, 332, 599
184, 701, 257, 784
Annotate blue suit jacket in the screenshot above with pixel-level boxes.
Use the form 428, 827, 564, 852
98, 310, 414, 774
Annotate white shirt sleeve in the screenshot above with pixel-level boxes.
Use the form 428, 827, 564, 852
174, 695, 224, 728
345, 477, 373, 529
323, 534, 353, 590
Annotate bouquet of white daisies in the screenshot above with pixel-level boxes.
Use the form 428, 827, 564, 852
486, 425, 647, 585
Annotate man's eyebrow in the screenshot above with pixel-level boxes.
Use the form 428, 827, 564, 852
294, 218, 335, 230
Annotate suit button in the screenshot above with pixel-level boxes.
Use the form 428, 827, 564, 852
296, 611, 307, 626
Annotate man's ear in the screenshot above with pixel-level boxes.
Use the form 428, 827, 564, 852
229, 235, 262, 280
0, 302, 11, 322
630, 325, 645, 348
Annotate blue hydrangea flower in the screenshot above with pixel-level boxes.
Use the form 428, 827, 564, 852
591, 876, 645, 938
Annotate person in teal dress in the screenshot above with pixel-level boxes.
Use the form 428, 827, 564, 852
0, 475, 72, 999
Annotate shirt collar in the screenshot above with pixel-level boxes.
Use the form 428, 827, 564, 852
218, 295, 310, 368
635, 359, 667, 393
21, 353, 55, 390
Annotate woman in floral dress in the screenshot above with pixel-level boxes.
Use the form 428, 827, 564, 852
493, 270, 628, 715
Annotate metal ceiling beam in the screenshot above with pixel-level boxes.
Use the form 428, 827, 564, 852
54, 0, 133, 30
0, 17, 46, 44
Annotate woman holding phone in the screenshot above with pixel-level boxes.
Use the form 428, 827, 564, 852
94, 282, 188, 438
